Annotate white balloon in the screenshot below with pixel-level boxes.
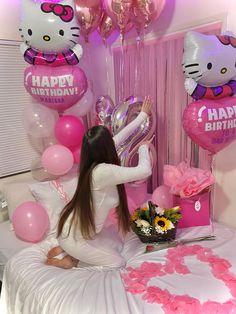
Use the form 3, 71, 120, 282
65, 88, 94, 117
23, 102, 59, 138
28, 135, 58, 153
31, 156, 59, 182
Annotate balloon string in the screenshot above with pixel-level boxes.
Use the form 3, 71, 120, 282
120, 33, 125, 101
210, 155, 216, 234
85, 42, 93, 127
134, 37, 141, 96
105, 53, 111, 97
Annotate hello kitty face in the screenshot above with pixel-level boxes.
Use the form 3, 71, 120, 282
19, 0, 80, 53
182, 31, 236, 87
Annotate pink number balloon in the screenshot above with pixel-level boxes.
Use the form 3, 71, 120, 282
152, 185, 173, 208
12, 201, 49, 243
24, 65, 88, 113
42, 144, 74, 175
183, 97, 236, 154
55, 115, 85, 148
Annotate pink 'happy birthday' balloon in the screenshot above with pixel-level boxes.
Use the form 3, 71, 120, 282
183, 97, 236, 154
24, 65, 88, 112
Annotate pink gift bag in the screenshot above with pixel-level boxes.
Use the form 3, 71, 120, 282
174, 191, 211, 228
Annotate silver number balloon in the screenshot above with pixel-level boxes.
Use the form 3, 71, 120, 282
95, 95, 115, 130
112, 95, 156, 169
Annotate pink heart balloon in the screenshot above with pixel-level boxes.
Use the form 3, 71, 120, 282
183, 97, 236, 154
24, 65, 88, 113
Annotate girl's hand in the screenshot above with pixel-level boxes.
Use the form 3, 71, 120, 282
142, 134, 155, 146
141, 96, 152, 115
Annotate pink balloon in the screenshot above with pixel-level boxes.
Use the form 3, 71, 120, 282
132, 0, 166, 35
75, 0, 103, 42
183, 97, 236, 154
99, 13, 116, 42
12, 201, 49, 243
103, 0, 133, 36
24, 65, 88, 112
152, 185, 173, 208
106, 196, 137, 225
70, 146, 81, 164
42, 144, 74, 175
55, 115, 85, 148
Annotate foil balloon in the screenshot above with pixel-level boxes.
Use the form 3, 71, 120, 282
20, 0, 83, 66
24, 65, 88, 112
65, 88, 94, 117
132, 0, 166, 35
183, 97, 236, 154
95, 95, 115, 130
74, 0, 103, 42
182, 31, 236, 100
112, 96, 156, 183
99, 14, 116, 42
103, 0, 133, 39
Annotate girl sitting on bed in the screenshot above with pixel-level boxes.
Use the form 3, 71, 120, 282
46, 96, 152, 269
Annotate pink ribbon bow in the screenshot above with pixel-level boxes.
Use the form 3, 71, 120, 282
41, 3, 74, 22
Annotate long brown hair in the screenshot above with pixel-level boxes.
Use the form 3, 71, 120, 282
57, 125, 130, 240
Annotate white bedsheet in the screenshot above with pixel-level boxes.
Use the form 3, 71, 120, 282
0, 223, 236, 314
0, 221, 31, 281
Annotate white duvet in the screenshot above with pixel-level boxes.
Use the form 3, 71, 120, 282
1, 223, 236, 314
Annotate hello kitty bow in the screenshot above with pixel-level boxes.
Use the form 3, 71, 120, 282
41, 3, 74, 22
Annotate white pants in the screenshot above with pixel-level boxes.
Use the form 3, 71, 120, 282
59, 224, 125, 268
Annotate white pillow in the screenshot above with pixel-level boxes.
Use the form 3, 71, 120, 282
28, 176, 77, 235
3, 182, 36, 221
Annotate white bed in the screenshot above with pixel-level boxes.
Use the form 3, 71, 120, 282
0, 221, 32, 281
0, 222, 236, 314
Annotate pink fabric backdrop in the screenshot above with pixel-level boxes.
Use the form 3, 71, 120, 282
113, 23, 222, 190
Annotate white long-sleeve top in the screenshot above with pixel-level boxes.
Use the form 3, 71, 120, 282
60, 112, 152, 238
92, 111, 152, 233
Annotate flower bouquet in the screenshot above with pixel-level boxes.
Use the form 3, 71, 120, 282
131, 201, 182, 243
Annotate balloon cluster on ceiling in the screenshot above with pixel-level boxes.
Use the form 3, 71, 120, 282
73, 0, 166, 42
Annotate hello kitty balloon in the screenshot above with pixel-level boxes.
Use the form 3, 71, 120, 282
182, 31, 236, 100
19, 0, 83, 66
182, 31, 236, 153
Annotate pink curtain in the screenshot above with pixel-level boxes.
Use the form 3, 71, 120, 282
113, 23, 222, 190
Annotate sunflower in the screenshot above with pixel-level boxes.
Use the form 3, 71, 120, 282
131, 210, 139, 221
154, 216, 174, 232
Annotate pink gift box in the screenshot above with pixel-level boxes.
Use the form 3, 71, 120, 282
173, 191, 211, 228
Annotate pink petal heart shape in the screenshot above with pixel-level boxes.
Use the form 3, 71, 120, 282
182, 97, 236, 154
122, 245, 236, 313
